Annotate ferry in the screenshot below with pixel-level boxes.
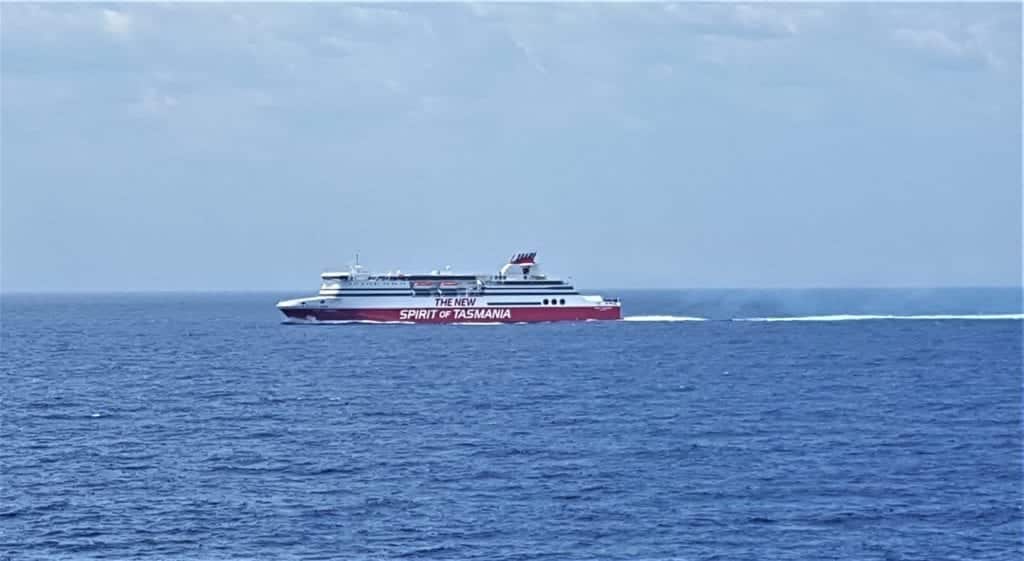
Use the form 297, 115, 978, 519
277, 252, 621, 323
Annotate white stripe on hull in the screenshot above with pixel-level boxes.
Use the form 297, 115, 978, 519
279, 294, 599, 310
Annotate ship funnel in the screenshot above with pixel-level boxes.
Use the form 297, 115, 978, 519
509, 251, 537, 265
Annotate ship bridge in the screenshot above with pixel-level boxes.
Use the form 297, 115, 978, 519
482, 252, 578, 298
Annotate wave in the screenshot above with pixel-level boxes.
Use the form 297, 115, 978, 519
734, 314, 1024, 322
623, 315, 707, 322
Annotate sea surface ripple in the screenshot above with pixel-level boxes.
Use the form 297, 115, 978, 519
2, 290, 1021, 560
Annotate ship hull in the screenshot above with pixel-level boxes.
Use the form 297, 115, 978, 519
279, 305, 621, 323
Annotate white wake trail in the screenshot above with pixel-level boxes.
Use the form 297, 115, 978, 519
734, 314, 1023, 322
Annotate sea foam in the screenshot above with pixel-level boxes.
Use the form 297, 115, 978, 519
733, 314, 1024, 322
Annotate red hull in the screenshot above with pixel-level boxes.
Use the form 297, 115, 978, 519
281, 306, 621, 323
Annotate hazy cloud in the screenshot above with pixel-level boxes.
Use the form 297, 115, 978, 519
133, 87, 178, 115
101, 8, 133, 37
892, 27, 989, 69
2, 3, 1020, 290
663, 4, 821, 39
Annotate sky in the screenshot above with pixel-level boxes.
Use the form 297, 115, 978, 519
1, 2, 1021, 291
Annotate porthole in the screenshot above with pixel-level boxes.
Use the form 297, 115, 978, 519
543, 299, 549, 305
560, 299, 566, 305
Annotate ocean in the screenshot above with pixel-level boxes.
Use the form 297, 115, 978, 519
2, 289, 1021, 560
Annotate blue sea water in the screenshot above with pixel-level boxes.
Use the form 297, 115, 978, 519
2, 289, 1022, 561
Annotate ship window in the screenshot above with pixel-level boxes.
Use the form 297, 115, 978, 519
543, 299, 549, 305
560, 299, 566, 305
319, 300, 325, 304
